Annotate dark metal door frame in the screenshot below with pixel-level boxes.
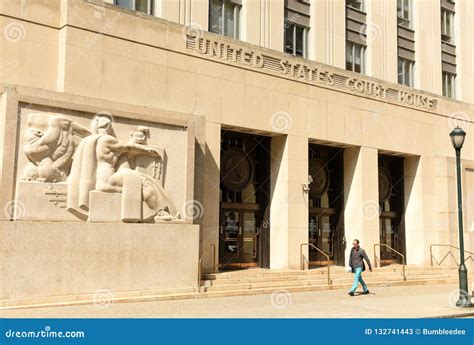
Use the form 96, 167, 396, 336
219, 203, 265, 270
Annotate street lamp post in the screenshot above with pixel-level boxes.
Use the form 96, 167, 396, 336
449, 126, 472, 308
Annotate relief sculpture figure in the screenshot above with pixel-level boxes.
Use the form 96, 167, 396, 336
22, 114, 90, 182
116, 126, 162, 180
66, 114, 179, 222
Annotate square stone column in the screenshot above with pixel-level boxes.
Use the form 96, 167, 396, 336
266, 0, 285, 52
365, 0, 397, 83
199, 121, 221, 274
404, 155, 436, 265
343, 146, 379, 266
309, 0, 346, 69
157, 0, 209, 29
0, 89, 19, 221
414, 0, 442, 94
269, 135, 308, 269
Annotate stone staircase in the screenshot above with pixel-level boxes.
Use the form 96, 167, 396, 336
2, 265, 471, 309
199, 265, 473, 297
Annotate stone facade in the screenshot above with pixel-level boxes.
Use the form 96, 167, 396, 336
0, 0, 474, 305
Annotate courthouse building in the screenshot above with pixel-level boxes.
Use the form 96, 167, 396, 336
1, 0, 474, 304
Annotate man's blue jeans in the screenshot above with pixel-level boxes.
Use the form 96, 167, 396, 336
349, 267, 368, 293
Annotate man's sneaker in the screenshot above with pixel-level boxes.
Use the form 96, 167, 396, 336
362, 290, 370, 295
348, 292, 355, 296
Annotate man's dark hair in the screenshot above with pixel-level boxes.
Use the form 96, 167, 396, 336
353, 239, 360, 244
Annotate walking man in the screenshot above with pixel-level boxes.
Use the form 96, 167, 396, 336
348, 239, 372, 296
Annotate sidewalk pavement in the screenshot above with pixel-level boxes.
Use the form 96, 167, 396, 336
1, 283, 473, 318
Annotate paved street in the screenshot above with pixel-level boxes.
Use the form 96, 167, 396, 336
1, 284, 473, 318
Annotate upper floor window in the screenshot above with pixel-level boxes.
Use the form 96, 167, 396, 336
397, 0, 412, 28
441, 9, 454, 43
284, 22, 308, 58
442, 71, 456, 98
346, 0, 365, 12
398, 57, 414, 87
114, 0, 153, 15
346, 41, 365, 74
209, 0, 241, 39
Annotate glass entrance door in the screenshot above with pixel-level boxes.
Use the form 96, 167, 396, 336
221, 210, 240, 264
220, 209, 258, 269
242, 212, 258, 264
308, 213, 335, 264
379, 217, 401, 264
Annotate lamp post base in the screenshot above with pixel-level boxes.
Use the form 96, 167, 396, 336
455, 295, 473, 308
457, 265, 472, 308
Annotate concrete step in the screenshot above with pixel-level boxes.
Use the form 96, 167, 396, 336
202, 272, 465, 288
202, 274, 463, 292
0, 286, 199, 310
2, 266, 467, 310
204, 268, 466, 284
202, 270, 465, 286
201, 277, 462, 298
9, 276, 457, 310
203, 266, 458, 280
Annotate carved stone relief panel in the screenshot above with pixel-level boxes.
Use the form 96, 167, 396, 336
15, 106, 190, 223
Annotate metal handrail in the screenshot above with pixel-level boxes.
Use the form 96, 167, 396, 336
210, 243, 217, 273
374, 243, 406, 281
197, 243, 218, 293
197, 257, 203, 293
300, 243, 332, 285
430, 244, 474, 267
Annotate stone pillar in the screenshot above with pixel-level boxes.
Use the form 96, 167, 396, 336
343, 146, 379, 266
199, 121, 221, 274
0, 88, 19, 221
269, 135, 308, 269
365, 0, 397, 83
414, 0, 442, 94
157, 0, 209, 29
241, 0, 261, 46
309, 0, 345, 69
433, 156, 458, 266
457, 0, 474, 103
404, 156, 436, 265
266, 0, 285, 52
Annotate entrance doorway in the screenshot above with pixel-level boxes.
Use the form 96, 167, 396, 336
378, 155, 406, 265
309, 212, 336, 263
308, 144, 345, 267
220, 209, 259, 267
219, 130, 270, 270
